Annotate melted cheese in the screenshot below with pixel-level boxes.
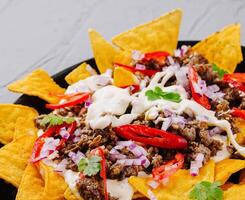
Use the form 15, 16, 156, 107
211, 135, 231, 162
66, 73, 112, 94
86, 85, 137, 129
64, 170, 82, 200
107, 179, 134, 200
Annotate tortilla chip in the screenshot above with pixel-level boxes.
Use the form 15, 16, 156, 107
14, 117, 38, 140
16, 164, 44, 200
89, 29, 118, 73
132, 192, 145, 199
113, 67, 139, 87
40, 162, 68, 200
192, 24, 243, 73
64, 188, 80, 200
235, 118, 245, 145
221, 182, 234, 191
239, 169, 245, 184
215, 159, 245, 184
114, 50, 133, 65
65, 63, 97, 85
0, 104, 38, 144
129, 160, 215, 200
112, 9, 182, 54
0, 135, 35, 187
223, 183, 245, 200
8, 68, 65, 104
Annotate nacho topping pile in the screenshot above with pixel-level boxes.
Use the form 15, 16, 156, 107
0, 8, 245, 200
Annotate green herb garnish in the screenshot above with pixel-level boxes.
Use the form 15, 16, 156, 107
145, 86, 181, 102
212, 64, 228, 79
40, 113, 75, 127
77, 156, 101, 176
189, 181, 223, 200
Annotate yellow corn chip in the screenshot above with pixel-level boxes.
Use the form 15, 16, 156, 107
0, 104, 38, 144
113, 67, 139, 87
14, 117, 38, 140
132, 192, 145, 199
112, 9, 182, 54
192, 24, 243, 73
129, 160, 215, 200
40, 162, 68, 200
0, 135, 35, 187
223, 183, 245, 200
215, 159, 245, 184
239, 169, 245, 184
8, 68, 65, 104
114, 50, 133, 66
221, 182, 234, 191
64, 188, 81, 200
89, 29, 118, 73
65, 63, 97, 85
16, 164, 44, 200
235, 118, 245, 145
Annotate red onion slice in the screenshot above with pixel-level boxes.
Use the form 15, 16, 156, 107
54, 159, 68, 172
135, 64, 146, 70
148, 180, 160, 189
68, 151, 85, 164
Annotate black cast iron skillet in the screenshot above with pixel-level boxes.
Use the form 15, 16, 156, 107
0, 41, 244, 200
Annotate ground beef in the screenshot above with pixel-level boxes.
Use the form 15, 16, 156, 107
189, 142, 211, 163
137, 59, 166, 71
77, 177, 117, 200
108, 164, 144, 180
181, 127, 196, 141
77, 177, 103, 200
194, 64, 219, 84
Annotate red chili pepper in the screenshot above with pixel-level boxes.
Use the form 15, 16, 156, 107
223, 74, 245, 92
143, 51, 170, 62
188, 66, 211, 110
46, 93, 90, 109
31, 122, 77, 162
114, 62, 159, 76
114, 125, 187, 149
30, 126, 56, 163
91, 147, 108, 200
152, 153, 184, 181
231, 108, 245, 120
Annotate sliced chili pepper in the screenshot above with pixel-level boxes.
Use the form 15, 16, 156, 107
30, 126, 56, 163
114, 125, 187, 149
223, 73, 245, 83
114, 62, 159, 76
223, 74, 245, 92
143, 51, 170, 62
31, 121, 77, 162
45, 93, 90, 110
152, 153, 184, 181
231, 108, 245, 120
48, 92, 85, 100
188, 66, 211, 110
91, 147, 108, 200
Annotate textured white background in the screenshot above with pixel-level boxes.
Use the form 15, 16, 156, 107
0, 0, 245, 103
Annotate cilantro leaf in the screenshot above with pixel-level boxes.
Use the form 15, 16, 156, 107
212, 64, 228, 79
189, 181, 223, 200
145, 86, 181, 103
77, 156, 101, 176
40, 113, 75, 127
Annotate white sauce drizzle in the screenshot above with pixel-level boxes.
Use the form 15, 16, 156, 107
107, 179, 134, 200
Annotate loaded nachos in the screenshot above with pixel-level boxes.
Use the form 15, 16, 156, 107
1, 8, 245, 200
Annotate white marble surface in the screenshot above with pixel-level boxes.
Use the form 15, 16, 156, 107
0, 0, 245, 103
